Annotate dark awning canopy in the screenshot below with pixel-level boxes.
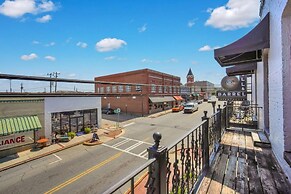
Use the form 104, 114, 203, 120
214, 13, 270, 67
226, 63, 257, 76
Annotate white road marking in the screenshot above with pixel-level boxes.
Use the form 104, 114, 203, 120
118, 136, 152, 146
138, 150, 148, 157
124, 142, 143, 152
102, 144, 147, 160
49, 154, 62, 165
112, 139, 131, 148
123, 122, 135, 127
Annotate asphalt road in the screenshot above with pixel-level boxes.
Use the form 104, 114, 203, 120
0, 101, 222, 194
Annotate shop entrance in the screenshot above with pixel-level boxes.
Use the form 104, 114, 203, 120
70, 116, 83, 133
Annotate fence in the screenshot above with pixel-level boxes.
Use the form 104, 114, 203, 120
226, 104, 262, 129
104, 105, 227, 194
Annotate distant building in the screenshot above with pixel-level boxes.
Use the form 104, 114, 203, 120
94, 69, 183, 115
194, 81, 215, 99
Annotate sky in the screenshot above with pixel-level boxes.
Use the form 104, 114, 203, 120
0, 0, 260, 92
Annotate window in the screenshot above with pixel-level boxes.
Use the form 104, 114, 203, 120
173, 87, 176, 93
126, 85, 131, 92
169, 86, 172, 93
112, 86, 117, 93
159, 86, 162, 93
136, 85, 142, 92
100, 87, 104, 93
118, 85, 123, 92
164, 86, 168, 93
106, 86, 111, 93
151, 84, 156, 93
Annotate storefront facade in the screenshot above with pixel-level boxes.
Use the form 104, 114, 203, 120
0, 98, 44, 158
44, 97, 102, 141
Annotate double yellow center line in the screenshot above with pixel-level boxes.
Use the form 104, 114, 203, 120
45, 152, 122, 194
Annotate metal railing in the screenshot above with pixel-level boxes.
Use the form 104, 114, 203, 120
104, 106, 227, 194
226, 104, 262, 129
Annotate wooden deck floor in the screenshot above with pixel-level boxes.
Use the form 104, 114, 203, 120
197, 130, 291, 194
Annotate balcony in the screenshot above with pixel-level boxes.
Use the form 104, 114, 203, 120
104, 105, 291, 194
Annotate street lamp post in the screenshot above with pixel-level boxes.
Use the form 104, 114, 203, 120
210, 101, 216, 114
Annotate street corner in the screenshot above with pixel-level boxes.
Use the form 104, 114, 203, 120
103, 127, 124, 138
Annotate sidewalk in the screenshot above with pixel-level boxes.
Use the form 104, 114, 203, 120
0, 125, 123, 172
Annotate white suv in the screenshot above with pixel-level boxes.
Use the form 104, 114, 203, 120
183, 102, 198, 113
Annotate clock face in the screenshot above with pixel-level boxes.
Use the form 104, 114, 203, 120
221, 76, 239, 90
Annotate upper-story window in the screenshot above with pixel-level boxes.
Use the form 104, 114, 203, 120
159, 86, 162, 93
136, 85, 142, 92
169, 86, 172, 93
100, 87, 104, 93
173, 86, 176, 93
106, 86, 111, 93
126, 85, 131, 92
151, 84, 156, 93
118, 85, 123, 92
164, 86, 168, 93
112, 86, 117, 93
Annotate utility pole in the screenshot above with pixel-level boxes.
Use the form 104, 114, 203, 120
53, 72, 60, 92
47, 73, 53, 93
9, 79, 12, 92
20, 83, 23, 93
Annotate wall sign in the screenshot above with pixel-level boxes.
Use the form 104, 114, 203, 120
0, 131, 34, 151
217, 75, 247, 101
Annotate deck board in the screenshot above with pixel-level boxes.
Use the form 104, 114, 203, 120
197, 130, 291, 194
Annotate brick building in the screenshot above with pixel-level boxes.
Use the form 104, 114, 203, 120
94, 69, 182, 115
194, 81, 215, 99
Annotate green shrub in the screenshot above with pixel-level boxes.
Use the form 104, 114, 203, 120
68, 132, 76, 139
84, 127, 91, 134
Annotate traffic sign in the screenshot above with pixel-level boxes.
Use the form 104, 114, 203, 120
114, 108, 121, 114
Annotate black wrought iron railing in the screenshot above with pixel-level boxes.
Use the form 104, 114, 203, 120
226, 104, 262, 129
104, 106, 227, 194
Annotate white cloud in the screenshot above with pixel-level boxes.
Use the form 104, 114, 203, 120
68, 73, 76, 77
76, 41, 88, 48
32, 40, 40, 44
141, 58, 152, 63
45, 41, 55, 47
0, 0, 57, 18
104, 56, 116, 60
138, 24, 147, 32
20, 53, 38, 60
95, 38, 127, 52
205, 0, 260, 31
198, 45, 220, 51
36, 14, 51, 23
188, 19, 197, 28
44, 55, 55, 61
167, 58, 178, 63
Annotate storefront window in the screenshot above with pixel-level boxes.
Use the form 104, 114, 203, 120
51, 109, 98, 135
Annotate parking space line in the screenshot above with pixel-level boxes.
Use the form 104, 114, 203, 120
119, 136, 152, 145
49, 154, 62, 165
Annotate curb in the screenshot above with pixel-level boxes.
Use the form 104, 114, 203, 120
0, 130, 124, 172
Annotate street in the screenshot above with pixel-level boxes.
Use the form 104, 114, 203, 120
0, 102, 222, 194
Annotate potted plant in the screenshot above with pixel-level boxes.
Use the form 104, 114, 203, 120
67, 132, 76, 139
84, 127, 91, 134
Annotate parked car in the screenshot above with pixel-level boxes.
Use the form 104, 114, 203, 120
101, 108, 115, 114
183, 102, 198, 113
172, 105, 184, 112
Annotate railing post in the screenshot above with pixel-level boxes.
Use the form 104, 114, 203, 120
217, 105, 222, 143
146, 132, 167, 194
201, 111, 209, 170
224, 102, 229, 129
